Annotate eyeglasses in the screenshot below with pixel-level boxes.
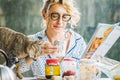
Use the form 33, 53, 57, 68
50, 12, 71, 22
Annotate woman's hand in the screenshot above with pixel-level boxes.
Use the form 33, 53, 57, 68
25, 41, 58, 65
40, 41, 58, 55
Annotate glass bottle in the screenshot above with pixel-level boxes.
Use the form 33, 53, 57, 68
45, 58, 60, 79
78, 59, 97, 80
61, 58, 77, 79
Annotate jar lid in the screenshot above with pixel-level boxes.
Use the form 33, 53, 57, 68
63, 58, 75, 61
79, 59, 95, 63
46, 58, 59, 64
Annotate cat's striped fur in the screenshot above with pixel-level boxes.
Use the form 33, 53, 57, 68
0, 27, 43, 79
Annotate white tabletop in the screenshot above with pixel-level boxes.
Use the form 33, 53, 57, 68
22, 77, 112, 80
99, 78, 112, 80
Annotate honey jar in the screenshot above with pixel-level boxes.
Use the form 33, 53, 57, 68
45, 58, 60, 79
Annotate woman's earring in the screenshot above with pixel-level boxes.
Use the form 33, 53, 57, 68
70, 22, 75, 29
65, 29, 70, 39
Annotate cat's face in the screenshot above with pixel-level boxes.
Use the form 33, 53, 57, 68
27, 40, 43, 60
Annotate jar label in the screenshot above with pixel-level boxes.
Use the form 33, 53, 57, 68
45, 65, 60, 76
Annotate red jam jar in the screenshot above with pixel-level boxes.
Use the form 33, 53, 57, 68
61, 58, 77, 78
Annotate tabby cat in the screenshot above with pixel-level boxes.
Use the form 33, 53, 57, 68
0, 27, 43, 79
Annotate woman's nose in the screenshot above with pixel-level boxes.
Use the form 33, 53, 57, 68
57, 17, 63, 24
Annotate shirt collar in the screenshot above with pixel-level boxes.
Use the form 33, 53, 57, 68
66, 29, 81, 54
37, 29, 49, 41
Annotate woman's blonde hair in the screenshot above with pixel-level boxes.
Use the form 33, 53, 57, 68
0, 65, 17, 80
41, 0, 81, 27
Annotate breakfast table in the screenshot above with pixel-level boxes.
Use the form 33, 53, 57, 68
23, 77, 112, 80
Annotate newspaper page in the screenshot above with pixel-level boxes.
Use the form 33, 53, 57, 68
81, 23, 120, 59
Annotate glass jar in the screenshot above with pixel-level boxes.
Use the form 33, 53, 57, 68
61, 58, 77, 79
110, 64, 120, 80
78, 59, 97, 80
53, 40, 66, 57
45, 58, 60, 79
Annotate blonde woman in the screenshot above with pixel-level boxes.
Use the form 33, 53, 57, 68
20, 0, 86, 77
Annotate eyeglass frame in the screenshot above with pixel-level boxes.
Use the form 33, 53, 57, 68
49, 12, 71, 22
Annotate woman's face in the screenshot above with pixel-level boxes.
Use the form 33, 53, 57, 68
45, 4, 71, 33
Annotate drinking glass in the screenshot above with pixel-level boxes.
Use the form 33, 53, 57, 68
53, 40, 66, 57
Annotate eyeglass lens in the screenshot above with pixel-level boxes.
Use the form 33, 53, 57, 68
50, 12, 71, 22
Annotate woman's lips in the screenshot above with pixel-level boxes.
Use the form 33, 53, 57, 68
54, 26, 63, 29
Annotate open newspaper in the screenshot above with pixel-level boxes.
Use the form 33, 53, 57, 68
81, 23, 120, 78
81, 22, 120, 59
